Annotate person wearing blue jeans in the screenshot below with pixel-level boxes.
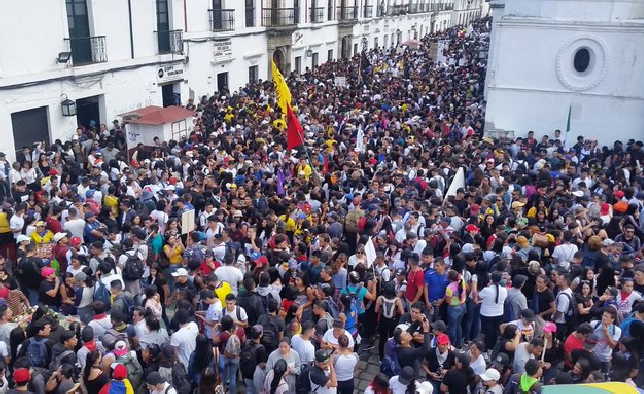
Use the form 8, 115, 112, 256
222, 356, 239, 393
463, 297, 481, 342
447, 303, 466, 347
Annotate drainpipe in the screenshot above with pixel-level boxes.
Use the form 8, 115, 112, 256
184, 0, 188, 31
127, 0, 134, 58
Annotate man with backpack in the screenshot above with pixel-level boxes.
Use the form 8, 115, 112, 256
19, 319, 51, 370
256, 297, 285, 354
110, 280, 135, 323
119, 238, 145, 295
240, 326, 267, 394
554, 272, 575, 340
503, 359, 542, 394
296, 349, 338, 394
237, 276, 266, 327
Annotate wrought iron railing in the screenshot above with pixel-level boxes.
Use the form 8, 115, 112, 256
363, 5, 373, 18
262, 8, 296, 27
389, 4, 408, 15
338, 6, 357, 20
209, 9, 235, 31
376, 4, 386, 16
156, 29, 183, 54
409, 3, 429, 13
310, 7, 324, 23
64, 36, 108, 65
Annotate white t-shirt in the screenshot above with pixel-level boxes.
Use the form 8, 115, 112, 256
205, 300, 223, 339
554, 288, 573, 324
470, 353, 486, 375
552, 243, 578, 269
322, 329, 355, 349
223, 305, 248, 324
63, 218, 86, 240
512, 342, 535, 374
291, 334, 315, 364
214, 265, 244, 295
479, 284, 508, 317
170, 322, 199, 368
589, 320, 621, 362
389, 375, 408, 394
9, 215, 24, 239
334, 352, 358, 381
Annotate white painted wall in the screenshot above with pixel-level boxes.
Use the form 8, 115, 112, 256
485, 0, 644, 145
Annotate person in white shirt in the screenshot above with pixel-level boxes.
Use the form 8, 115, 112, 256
222, 294, 249, 329
478, 272, 507, 349
9, 205, 25, 240
170, 310, 199, 368
291, 321, 316, 364
551, 231, 578, 270
322, 320, 355, 351
468, 341, 486, 375
63, 207, 86, 241
196, 290, 222, 340
389, 366, 416, 394
215, 257, 244, 295
146, 371, 177, 394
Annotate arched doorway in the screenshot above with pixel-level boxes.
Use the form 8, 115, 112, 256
273, 49, 286, 74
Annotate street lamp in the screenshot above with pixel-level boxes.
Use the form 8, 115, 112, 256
61, 94, 76, 117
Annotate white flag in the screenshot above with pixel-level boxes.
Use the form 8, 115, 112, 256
444, 167, 465, 201
365, 236, 377, 268
355, 127, 365, 153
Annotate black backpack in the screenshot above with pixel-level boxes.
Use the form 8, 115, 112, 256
295, 363, 321, 394
171, 362, 193, 394
258, 314, 280, 351
239, 341, 263, 379
122, 252, 145, 281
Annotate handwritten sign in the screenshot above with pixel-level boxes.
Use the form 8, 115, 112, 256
181, 209, 196, 234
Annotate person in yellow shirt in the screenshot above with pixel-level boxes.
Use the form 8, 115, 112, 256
295, 158, 312, 180
103, 188, 119, 217
163, 235, 185, 265
31, 221, 53, 244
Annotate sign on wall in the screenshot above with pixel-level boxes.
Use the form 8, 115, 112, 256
214, 39, 233, 62
157, 63, 184, 83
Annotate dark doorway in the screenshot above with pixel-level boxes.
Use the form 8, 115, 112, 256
161, 84, 176, 107
11, 107, 49, 152
76, 96, 101, 130
217, 73, 229, 94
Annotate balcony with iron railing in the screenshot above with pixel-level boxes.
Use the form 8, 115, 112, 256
310, 7, 324, 23
388, 4, 408, 15
209, 9, 235, 31
409, 3, 430, 13
64, 35, 108, 66
337, 6, 357, 21
156, 29, 183, 54
363, 5, 373, 18
262, 8, 296, 27
376, 4, 386, 16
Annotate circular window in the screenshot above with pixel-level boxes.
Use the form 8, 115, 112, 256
573, 48, 591, 73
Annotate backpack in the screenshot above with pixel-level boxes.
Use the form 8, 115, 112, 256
93, 280, 112, 310
344, 209, 365, 233
114, 293, 135, 323
239, 341, 262, 379
51, 349, 75, 370
503, 296, 515, 323
295, 363, 321, 394
323, 297, 340, 319
116, 351, 144, 389
171, 362, 193, 394
258, 314, 280, 351
184, 244, 206, 264
346, 285, 366, 315
381, 297, 397, 319
122, 252, 145, 281
25, 337, 49, 368
379, 338, 401, 377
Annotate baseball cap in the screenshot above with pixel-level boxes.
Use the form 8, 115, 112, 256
146, 371, 165, 385
315, 349, 332, 363
70, 236, 82, 247
112, 363, 128, 380
41, 266, 55, 278
398, 366, 415, 385
16, 234, 30, 244
479, 368, 501, 382
113, 340, 128, 357
13, 368, 30, 384
436, 333, 450, 345
171, 268, 189, 277
520, 309, 536, 322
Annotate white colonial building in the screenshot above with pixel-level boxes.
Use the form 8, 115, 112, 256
484, 0, 644, 145
0, 0, 483, 161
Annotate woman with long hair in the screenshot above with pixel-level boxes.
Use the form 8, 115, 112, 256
83, 350, 109, 394
263, 359, 289, 394
445, 269, 467, 347
440, 352, 475, 394
575, 280, 594, 324
479, 272, 507, 350
375, 280, 404, 359
189, 334, 214, 386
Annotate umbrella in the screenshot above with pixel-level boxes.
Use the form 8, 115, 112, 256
542, 383, 638, 394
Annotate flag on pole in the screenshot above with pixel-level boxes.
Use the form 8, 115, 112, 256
286, 105, 304, 150
444, 167, 465, 201
271, 60, 292, 115
365, 236, 377, 268
564, 104, 572, 149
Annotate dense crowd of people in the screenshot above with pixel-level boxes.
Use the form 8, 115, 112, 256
0, 16, 642, 394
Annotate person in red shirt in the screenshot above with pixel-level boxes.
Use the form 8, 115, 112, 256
563, 323, 593, 368
405, 254, 425, 307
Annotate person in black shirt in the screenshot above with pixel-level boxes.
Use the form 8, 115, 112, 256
441, 351, 475, 394
394, 315, 431, 373
39, 267, 61, 311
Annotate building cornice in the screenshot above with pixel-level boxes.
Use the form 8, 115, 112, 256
498, 16, 644, 31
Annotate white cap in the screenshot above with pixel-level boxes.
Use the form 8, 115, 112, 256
171, 268, 189, 277
16, 234, 30, 243
572, 190, 584, 197
479, 368, 501, 382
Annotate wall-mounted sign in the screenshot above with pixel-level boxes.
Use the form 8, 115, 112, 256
214, 39, 233, 62
157, 63, 184, 83
292, 31, 304, 46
